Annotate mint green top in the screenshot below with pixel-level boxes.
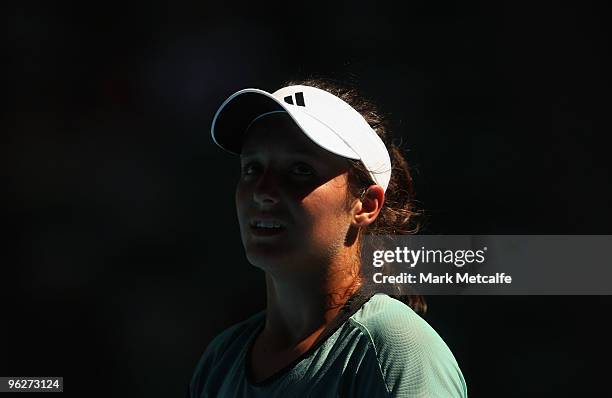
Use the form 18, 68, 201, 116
189, 293, 467, 397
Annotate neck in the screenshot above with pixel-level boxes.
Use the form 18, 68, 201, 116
261, 251, 361, 350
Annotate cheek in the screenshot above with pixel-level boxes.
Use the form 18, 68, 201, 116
235, 183, 245, 209
235, 183, 249, 226
301, 186, 352, 242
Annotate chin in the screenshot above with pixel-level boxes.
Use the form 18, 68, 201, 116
244, 246, 305, 274
246, 246, 287, 265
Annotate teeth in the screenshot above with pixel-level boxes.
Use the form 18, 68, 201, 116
254, 220, 282, 228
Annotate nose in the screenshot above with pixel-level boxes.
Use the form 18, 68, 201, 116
253, 171, 280, 208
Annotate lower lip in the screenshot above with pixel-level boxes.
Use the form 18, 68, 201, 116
249, 225, 286, 237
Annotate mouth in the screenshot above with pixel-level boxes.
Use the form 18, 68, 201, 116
249, 218, 286, 236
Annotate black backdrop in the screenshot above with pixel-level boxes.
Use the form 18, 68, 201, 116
5, 1, 612, 397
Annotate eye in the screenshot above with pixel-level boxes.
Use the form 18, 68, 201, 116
291, 163, 315, 176
241, 162, 261, 177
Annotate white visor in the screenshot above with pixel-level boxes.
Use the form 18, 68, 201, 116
211, 85, 392, 191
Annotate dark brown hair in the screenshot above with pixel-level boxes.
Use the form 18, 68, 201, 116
285, 77, 427, 314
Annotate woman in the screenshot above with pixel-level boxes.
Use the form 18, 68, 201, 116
189, 79, 467, 397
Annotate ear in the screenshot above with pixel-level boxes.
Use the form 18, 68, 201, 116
352, 185, 385, 228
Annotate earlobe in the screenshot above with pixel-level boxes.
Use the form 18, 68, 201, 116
352, 185, 385, 228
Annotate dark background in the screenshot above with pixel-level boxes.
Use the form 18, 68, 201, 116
5, 1, 611, 396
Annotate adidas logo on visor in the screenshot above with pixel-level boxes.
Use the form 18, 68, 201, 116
283, 92, 305, 107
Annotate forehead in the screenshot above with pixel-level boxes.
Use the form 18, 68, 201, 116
241, 113, 326, 157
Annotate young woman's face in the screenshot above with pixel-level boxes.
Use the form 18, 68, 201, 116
235, 114, 356, 277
